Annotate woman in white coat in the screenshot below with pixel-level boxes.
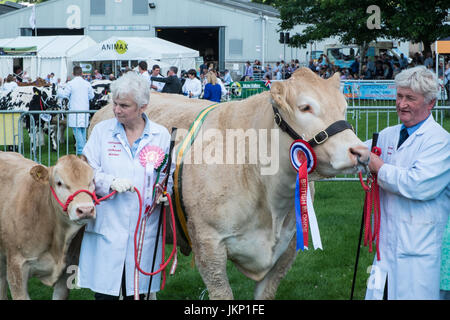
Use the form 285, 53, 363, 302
365, 66, 450, 300
78, 71, 172, 300
182, 69, 202, 99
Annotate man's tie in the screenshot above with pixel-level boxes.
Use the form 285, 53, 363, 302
397, 127, 409, 149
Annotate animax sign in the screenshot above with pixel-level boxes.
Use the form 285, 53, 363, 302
101, 40, 128, 54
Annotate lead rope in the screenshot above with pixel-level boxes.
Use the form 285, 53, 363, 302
358, 146, 382, 261
49, 185, 177, 300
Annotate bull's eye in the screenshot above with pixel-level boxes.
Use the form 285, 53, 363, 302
57, 181, 62, 187
300, 105, 312, 112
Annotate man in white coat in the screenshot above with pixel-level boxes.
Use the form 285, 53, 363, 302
78, 71, 173, 300
57, 66, 94, 155
365, 66, 450, 300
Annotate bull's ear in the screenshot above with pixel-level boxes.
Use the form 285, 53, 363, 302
30, 165, 49, 184
270, 81, 292, 114
78, 154, 88, 163
328, 72, 341, 89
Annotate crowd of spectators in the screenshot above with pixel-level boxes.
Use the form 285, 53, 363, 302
237, 52, 449, 83
2, 52, 449, 101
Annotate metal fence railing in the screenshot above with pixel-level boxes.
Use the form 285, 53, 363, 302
0, 110, 95, 166
1, 83, 449, 177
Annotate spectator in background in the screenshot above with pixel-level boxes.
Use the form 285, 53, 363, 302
138, 61, 151, 84
263, 65, 272, 80
199, 61, 208, 76
151, 66, 182, 94
150, 64, 164, 92
392, 63, 402, 78
382, 62, 393, 79
399, 53, 409, 70
2, 74, 18, 93
203, 71, 222, 103
274, 62, 282, 80
182, 69, 202, 99
308, 59, 316, 73
57, 66, 94, 155
223, 69, 233, 85
350, 57, 360, 77
214, 70, 227, 98
444, 61, 450, 101
241, 61, 253, 81
424, 52, 433, 69
94, 69, 102, 80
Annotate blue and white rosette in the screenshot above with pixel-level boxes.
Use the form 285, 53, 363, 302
289, 139, 316, 173
289, 139, 322, 251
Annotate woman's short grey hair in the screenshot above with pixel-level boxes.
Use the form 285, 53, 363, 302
395, 66, 439, 103
110, 71, 150, 108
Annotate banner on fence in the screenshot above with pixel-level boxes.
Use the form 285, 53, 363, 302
228, 81, 269, 100
342, 82, 397, 100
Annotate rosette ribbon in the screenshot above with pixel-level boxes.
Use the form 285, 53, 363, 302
290, 139, 323, 251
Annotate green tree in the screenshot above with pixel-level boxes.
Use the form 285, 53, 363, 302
251, 0, 276, 5
272, 0, 450, 55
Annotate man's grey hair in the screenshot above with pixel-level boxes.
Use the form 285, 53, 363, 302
110, 71, 149, 108
395, 66, 439, 103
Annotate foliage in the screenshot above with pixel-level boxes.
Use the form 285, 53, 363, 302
251, 0, 276, 5
272, 0, 450, 53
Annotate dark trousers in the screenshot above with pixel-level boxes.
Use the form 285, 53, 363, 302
94, 267, 145, 300
383, 278, 388, 300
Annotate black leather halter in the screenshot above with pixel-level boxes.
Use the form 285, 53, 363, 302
272, 105, 354, 148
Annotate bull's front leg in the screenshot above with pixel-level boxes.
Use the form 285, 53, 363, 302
190, 222, 233, 300
0, 254, 8, 300
253, 236, 297, 300
6, 256, 30, 300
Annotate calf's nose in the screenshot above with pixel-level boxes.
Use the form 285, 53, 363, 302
76, 205, 95, 219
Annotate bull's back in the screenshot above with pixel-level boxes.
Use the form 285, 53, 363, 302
89, 93, 220, 137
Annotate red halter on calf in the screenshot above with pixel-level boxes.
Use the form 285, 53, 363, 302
49, 185, 115, 212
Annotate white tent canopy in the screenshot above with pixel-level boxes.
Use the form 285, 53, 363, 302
0, 36, 97, 82
72, 36, 199, 75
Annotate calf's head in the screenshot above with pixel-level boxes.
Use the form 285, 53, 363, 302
30, 155, 96, 224
270, 68, 369, 178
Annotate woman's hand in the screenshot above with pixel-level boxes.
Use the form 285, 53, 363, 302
111, 178, 134, 193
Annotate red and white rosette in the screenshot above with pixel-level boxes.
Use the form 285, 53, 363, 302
139, 145, 165, 169
134, 145, 166, 299
289, 139, 322, 251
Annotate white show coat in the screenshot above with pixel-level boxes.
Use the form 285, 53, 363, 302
78, 115, 173, 296
57, 76, 94, 128
182, 77, 202, 98
365, 115, 450, 300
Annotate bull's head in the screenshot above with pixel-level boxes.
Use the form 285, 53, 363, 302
29, 155, 96, 224
270, 68, 370, 178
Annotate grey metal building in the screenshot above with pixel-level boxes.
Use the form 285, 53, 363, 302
0, 0, 306, 76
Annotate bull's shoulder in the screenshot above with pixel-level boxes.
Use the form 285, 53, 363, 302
89, 117, 117, 134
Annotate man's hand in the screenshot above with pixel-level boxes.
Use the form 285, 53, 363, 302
368, 152, 384, 174
111, 178, 134, 193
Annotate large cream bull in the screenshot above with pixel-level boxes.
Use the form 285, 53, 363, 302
89, 68, 370, 299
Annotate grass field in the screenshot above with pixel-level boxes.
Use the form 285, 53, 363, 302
23, 180, 371, 300
2, 105, 449, 300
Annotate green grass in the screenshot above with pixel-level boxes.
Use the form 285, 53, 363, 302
20, 181, 372, 300
3, 106, 449, 299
